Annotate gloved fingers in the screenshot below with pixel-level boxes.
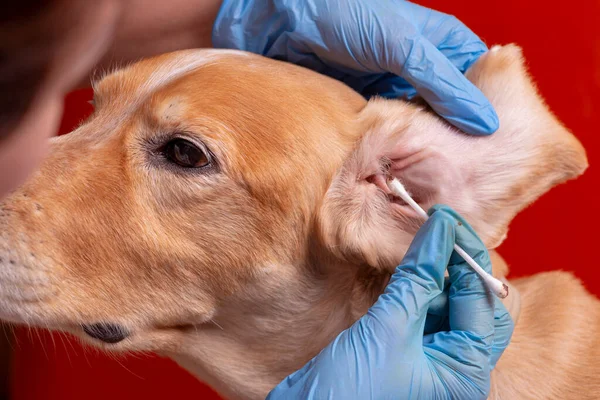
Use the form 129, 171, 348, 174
390, 33, 498, 135
490, 299, 514, 369
365, 209, 456, 348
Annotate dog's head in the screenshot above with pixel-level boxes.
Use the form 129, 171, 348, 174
0, 46, 587, 373
0, 48, 369, 348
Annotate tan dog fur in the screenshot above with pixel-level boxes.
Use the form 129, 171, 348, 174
0, 45, 596, 399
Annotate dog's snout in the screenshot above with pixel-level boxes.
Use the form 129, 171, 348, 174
82, 323, 129, 344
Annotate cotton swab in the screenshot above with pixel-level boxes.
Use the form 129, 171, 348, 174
386, 177, 509, 299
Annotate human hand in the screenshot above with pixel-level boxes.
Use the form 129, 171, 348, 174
266, 205, 514, 399
212, 0, 499, 135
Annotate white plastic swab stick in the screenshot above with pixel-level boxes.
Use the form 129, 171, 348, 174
386, 177, 509, 299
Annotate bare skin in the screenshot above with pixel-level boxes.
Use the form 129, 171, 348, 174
0, 0, 223, 198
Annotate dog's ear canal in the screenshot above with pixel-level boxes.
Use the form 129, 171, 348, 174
318, 45, 588, 273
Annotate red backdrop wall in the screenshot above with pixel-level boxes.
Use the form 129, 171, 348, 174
10, 1, 600, 399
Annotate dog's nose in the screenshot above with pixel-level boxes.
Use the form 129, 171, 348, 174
82, 323, 129, 344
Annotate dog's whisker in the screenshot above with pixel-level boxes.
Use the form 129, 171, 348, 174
34, 327, 49, 361
46, 325, 57, 353
110, 353, 145, 380
210, 320, 224, 331
57, 332, 73, 366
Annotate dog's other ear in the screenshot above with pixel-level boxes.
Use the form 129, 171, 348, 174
318, 44, 588, 271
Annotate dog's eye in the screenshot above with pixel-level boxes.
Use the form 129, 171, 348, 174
163, 139, 210, 168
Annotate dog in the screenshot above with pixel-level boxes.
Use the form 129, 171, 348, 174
0, 44, 596, 399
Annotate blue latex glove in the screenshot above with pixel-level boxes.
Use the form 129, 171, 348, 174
266, 205, 514, 399
212, 0, 499, 135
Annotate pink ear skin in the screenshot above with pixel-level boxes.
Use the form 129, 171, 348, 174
319, 44, 588, 273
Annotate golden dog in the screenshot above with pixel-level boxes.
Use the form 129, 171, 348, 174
0, 45, 596, 399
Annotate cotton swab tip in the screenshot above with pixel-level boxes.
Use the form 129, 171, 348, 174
385, 177, 429, 220
485, 275, 509, 299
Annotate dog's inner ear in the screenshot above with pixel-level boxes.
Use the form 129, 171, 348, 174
318, 45, 588, 272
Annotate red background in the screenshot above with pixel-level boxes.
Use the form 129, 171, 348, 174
9, 1, 600, 399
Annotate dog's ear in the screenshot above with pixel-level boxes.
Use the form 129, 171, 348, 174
318, 45, 588, 271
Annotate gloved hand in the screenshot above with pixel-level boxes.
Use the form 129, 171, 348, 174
212, 0, 498, 135
266, 205, 514, 399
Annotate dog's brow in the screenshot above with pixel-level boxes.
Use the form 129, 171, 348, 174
94, 49, 250, 105
89, 49, 251, 135
140, 49, 250, 98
